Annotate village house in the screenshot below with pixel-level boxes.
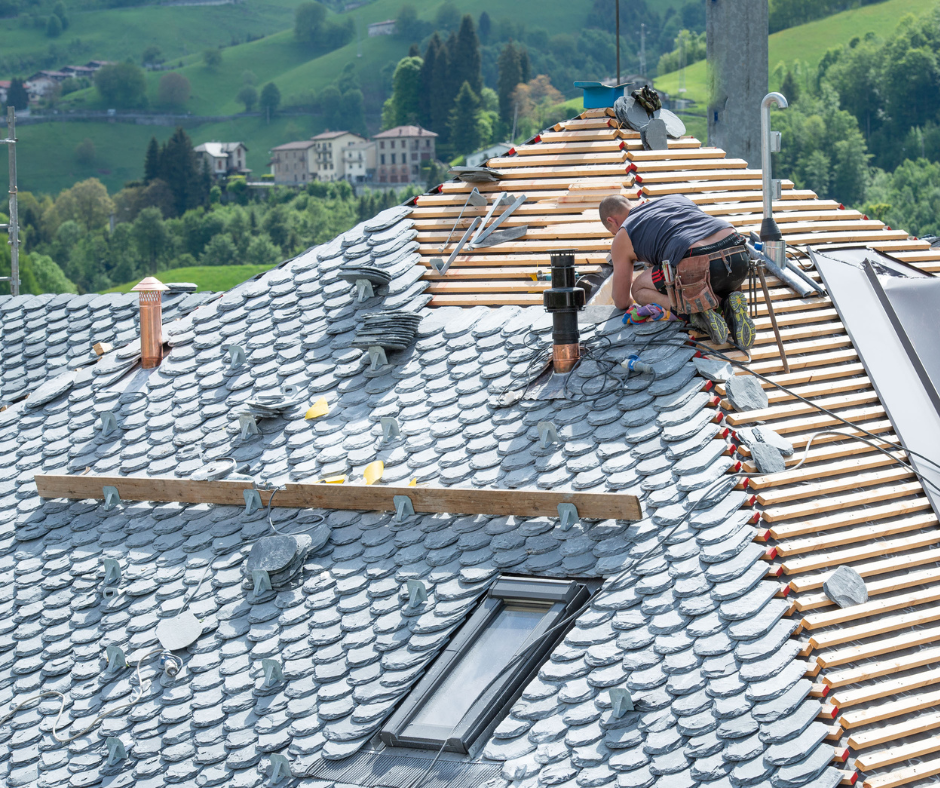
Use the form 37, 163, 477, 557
269, 139, 317, 185
311, 130, 369, 182
194, 141, 250, 179
374, 125, 437, 185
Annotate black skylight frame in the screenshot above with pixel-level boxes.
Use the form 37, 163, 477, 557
380, 576, 590, 754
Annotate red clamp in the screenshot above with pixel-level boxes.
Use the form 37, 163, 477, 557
748, 512, 762, 525
634, 174, 644, 183
533, 134, 541, 143
619, 140, 627, 150
708, 395, 721, 407
838, 203, 845, 210
719, 427, 730, 439
507, 147, 516, 156
702, 380, 715, 392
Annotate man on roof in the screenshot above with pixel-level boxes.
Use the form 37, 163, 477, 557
599, 193, 756, 349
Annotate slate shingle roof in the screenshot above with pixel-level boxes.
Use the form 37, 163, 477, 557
0, 197, 847, 788
0, 289, 216, 407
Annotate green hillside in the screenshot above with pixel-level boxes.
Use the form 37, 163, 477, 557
105, 264, 276, 294
656, 0, 939, 106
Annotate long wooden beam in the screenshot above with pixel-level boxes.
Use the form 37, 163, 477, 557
33, 474, 643, 521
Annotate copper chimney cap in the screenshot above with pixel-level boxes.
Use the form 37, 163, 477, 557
133, 276, 169, 369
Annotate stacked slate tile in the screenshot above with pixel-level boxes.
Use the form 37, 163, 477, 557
0, 205, 839, 788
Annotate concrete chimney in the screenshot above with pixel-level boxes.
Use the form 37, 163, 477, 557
706, 0, 769, 168
132, 276, 169, 369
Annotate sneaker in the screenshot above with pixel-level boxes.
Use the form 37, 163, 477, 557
725, 291, 756, 350
689, 309, 731, 345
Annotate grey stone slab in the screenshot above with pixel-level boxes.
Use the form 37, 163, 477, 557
823, 565, 868, 608
770, 742, 835, 788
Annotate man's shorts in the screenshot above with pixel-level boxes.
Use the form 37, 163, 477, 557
651, 233, 749, 300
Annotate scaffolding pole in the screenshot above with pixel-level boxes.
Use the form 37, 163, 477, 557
0, 107, 19, 296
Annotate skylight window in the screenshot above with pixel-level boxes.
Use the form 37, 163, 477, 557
381, 576, 590, 753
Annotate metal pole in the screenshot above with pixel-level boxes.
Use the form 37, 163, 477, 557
7, 106, 18, 297
760, 92, 787, 230
615, 0, 620, 84
756, 264, 790, 374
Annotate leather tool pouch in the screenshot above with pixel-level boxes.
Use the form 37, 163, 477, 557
675, 254, 720, 314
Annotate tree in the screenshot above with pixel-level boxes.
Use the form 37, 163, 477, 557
418, 33, 442, 129
74, 138, 96, 165
260, 82, 280, 122
383, 56, 422, 129
246, 235, 281, 266
144, 137, 161, 184
511, 75, 564, 130
435, 1, 460, 31
201, 233, 237, 266
237, 85, 258, 112
430, 42, 451, 141
142, 45, 162, 66
160, 127, 206, 216
46, 13, 61, 37
452, 15, 482, 97
203, 48, 222, 68
294, 1, 326, 45
133, 207, 169, 273
157, 73, 190, 108
53, 178, 114, 231
7, 77, 28, 111
448, 82, 482, 157
497, 41, 522, 126
408, 43, 420, 58
29, 253, 76, 294
52, 1, 68, 29
519, 47, 531, 84
478, 11, 491, 44
396, 4, 425, 40
95, 62, 147, 108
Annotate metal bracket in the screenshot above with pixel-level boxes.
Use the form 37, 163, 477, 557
610, 687, 634, 717
393, 494, 414, 522
102, 485, 121, 511
105, 645, 126, 673
770, 130, 782, 153
239, 413, 259, 441
252, 569, 272, 597
368, 346, 388, 371
269, 753, 291, 785
771, 179, 783, 200
471, 194, 526, 249
380, 416, 401, 442
99, 410, 118, 437
224, 344, 247, 368
244, 488, 262, 515
471, 193, 513, 246
261, 658, 283, 686
557, 503, 579, 531
537, 421, 559, 448
355, 278, 375, 302
432, 216, 481, 276
405, 579, 427, 608
105, 737, 126, 766
102, 557, 121, 586
439, 187, 487, 251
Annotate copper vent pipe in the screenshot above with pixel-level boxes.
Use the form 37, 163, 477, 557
132, 276, 169, 369
543, 250, 585, 374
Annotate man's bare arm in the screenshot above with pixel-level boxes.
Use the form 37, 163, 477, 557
610, 229, 637, 310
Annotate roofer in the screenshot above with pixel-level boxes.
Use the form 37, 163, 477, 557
599, 193, 756, 348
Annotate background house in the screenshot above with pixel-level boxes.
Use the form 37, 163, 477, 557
268, 140, 316, 185
367, 19, 396, 36
311, 130, 368, 182
374, 125, 437, 185
194, 142, 250, 179
342, 140, 377, 184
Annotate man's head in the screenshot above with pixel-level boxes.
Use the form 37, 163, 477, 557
599, 195, 633, 236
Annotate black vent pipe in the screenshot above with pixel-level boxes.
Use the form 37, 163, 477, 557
543, 249, 585, 373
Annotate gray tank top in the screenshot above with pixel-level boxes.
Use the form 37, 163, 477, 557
621, 194, 731, 269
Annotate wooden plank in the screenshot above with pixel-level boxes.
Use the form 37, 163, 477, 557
828, 643, 940, 690
764, 479, 919, 522
804, 585, 940, 631
791, 547, 940, 594
747, 451, 902, 491
626, 147, 726, 161
631, 157, 750, 172
822, 625, 940, 670
33, 474, 643, 521
757, 371, 870, 403
748, 404, 885, 442
426, 281, 549, 294
746, 349, 860, 377
848, 711, 940, 750
430, 294, 542, 306
423, 265, 605, 281
809, 602, 940, 651
726, 390, 878, 426
782, 530, 940, 576
418, 253, 609, 269
776, 511, 932, 558
757, 466, 913, 507
634, 167, 763, 183
855, 732, 940, 771
488, 152, 627, 167
642, 179, 795, 196
860, 755, 940, 788
795, 566, 940, 615
769, 500, 930, 540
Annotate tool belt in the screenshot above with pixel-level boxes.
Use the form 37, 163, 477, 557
674, 245, 746, 314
